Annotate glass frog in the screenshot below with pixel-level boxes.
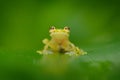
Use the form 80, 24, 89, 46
37, 26, 87, 56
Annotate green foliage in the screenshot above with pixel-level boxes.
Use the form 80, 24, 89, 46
0, 0, 120, 80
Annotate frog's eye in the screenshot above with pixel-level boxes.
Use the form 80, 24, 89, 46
64, 27, 70, 30
64, 27, 70, 33
49, 26, 55, 33
50, 26, 55, 30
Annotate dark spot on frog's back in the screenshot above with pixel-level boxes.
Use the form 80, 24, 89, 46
59, 48, 67, 54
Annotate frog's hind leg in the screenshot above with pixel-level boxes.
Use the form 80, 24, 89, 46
37, 38, 50, 55
75, 47, 87, 55
65, 42, 87, 56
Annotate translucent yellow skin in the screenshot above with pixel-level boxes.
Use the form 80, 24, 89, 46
37, 27, 86, 56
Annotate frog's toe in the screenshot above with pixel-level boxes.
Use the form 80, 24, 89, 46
65, 51, 77, 56
42, 50, 54, 55
65, 50, 87, 56
79, 49, 87, 55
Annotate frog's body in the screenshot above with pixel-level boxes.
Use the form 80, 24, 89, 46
37, 26, 86, 56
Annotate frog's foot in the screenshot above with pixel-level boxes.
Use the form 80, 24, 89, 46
65, 51, 77, 56
37, 50, 54, 55
78, 49, 87, 55
75, 47, 87, 55
65, 49, 87, 56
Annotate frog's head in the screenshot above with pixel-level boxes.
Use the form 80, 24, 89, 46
49, 26, 70, 39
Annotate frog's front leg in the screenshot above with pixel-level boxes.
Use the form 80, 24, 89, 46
41, 39, 52, 54
42, 44, 51, 54
37, 39, 52, 55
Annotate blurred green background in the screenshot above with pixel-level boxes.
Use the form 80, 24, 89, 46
0, 0, 120, 80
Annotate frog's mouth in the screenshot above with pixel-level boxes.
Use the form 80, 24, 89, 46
50, 32, 69, 38
51, 33, 69, 43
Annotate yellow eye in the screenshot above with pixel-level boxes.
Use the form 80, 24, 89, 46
50, 26, 55, 30
49, 26, 55, 33
64, 27, 70, 30
64, 26, 70, 33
